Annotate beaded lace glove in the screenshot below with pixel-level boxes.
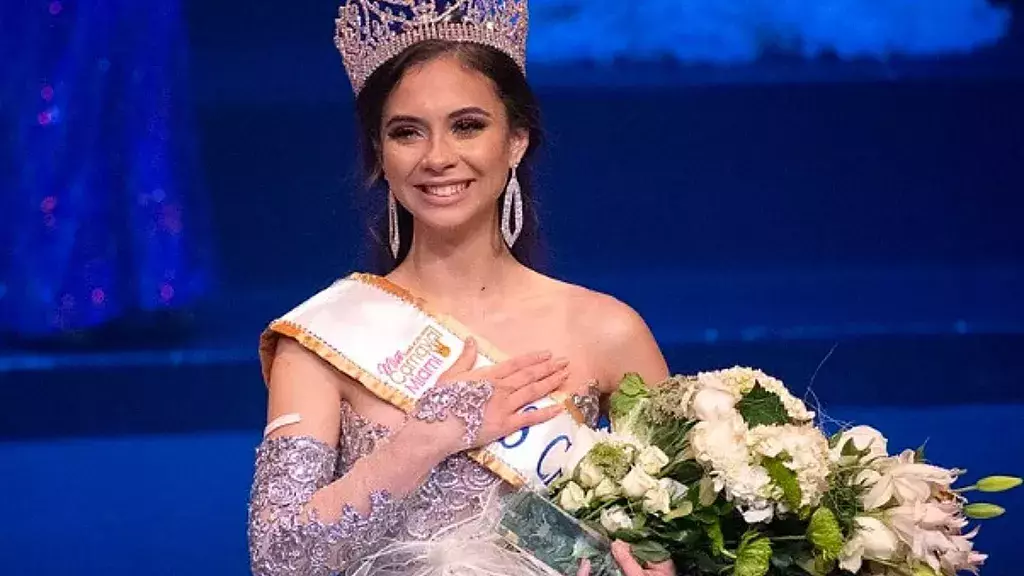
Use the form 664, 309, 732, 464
411, 380, 495, 447
247, 436, 407, 576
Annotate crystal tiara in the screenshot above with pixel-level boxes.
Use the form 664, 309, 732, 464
334, 0, 529, 94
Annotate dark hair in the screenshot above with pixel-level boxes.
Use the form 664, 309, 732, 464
355, 40, 544, 274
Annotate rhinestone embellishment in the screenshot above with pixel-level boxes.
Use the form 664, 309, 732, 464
334, 0, 529, 93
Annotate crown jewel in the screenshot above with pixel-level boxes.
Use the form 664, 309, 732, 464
335, 0, 529, 93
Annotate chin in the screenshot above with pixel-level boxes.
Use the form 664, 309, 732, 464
409, 209, 478, 234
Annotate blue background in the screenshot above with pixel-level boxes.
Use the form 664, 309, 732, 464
1, 0, 1023, 574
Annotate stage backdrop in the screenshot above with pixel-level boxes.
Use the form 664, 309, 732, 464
0, 1, 1022, 575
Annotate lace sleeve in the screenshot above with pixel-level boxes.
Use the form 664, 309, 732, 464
246, 436, 408, 576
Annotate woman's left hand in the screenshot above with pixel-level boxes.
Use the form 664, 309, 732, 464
576, 540, 676, 576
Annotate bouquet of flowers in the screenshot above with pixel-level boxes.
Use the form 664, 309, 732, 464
534, 367, 1019, 576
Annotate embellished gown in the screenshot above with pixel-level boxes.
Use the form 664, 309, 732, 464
248, 392, 601, 576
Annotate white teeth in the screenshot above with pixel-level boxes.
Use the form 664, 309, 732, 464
423, 183, 468, 197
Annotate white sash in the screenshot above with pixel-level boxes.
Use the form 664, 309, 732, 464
259, 273, 585, 490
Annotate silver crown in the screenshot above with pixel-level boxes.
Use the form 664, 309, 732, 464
334, 0, 529, 93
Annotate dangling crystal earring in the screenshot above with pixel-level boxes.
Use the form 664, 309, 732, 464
501, 167, 523, 247
388, 190, 400, 258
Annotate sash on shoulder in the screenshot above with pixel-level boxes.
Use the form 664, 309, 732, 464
259, 273, 585, 490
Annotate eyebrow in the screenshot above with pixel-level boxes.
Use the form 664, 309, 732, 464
384, 107, 493, 129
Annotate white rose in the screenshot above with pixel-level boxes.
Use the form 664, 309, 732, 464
600, 506, 634, 534
593, 478, 621, 501
620, 466, 659, 499
658, 477, 688, 502
637, 445, 670, 475
576, 458, 608, 489
831, 425, 889, 465
642, 486, 672, 515
691, 388, 736, 421
558, 481, 591, 513
839, 516, 900, 573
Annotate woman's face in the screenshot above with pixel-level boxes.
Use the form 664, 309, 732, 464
379, 55, 528, 236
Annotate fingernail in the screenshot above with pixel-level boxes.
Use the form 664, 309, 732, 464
555, 358, 570, 369
540, 351, 553, 360
466, 337, 475, 347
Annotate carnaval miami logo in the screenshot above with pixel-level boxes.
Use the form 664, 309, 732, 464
378, 326, 452, 395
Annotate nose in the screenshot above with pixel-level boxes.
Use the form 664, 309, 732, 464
421, 133, 457, 172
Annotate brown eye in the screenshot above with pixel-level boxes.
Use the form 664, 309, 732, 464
453, 117, 487, 136
387, 126, 421, 141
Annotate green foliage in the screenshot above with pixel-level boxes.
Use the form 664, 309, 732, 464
706, 519, 726, 557
821, 469, 866, 537
588, 442, 634, 481
734, 532, 773, 576
609, 373, 655, 442
609, 373, 650, 420
735, 383, 790, 427
806, 507, 843, 561
629, 540, 672, 565
763, 457, 803, 511
648, 417, 696, 459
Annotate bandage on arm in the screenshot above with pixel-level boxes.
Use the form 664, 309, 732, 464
246, 339, 454, 576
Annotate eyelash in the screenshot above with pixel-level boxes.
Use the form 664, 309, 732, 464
453, 118, 487, 135
386, 118, 488, 141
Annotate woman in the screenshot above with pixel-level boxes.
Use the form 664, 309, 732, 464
248, 1, 672, 574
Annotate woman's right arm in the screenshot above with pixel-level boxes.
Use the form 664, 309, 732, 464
247, 337, 571, 576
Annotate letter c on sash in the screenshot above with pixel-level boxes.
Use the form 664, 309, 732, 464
537, 434, 571, 486
500, 405, 537, 449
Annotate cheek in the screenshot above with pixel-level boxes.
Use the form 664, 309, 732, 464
381, 146, 418, 182
460, 140, 511, 177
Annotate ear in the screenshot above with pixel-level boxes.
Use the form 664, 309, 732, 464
509, 128, 530, 168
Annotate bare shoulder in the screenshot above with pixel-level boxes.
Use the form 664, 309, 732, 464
536, 273, 670, 391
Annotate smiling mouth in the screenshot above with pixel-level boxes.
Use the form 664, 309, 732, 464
417, 182, 471, 198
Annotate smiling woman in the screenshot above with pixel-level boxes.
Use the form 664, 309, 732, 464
245, 2, 671, 576
355, 39, 544, 271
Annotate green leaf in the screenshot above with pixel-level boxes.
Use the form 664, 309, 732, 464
692, 551, 723, 573
806, 507, 843, 560
735, 533, 773, 576
693, 508, 721, 525
611, 528, 652, 542
618, 373, 649, 397
706, 519, 726, 557
964, 503, 1006, 519
629, 540, 672, 564
735, 383, 790, 427
609, 374, 649, 424
805, 555, 835, 576
658, 528, 701, 546
664, 501, 695, 521
977, 476, 1023, 493
763, 457, 803, 511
